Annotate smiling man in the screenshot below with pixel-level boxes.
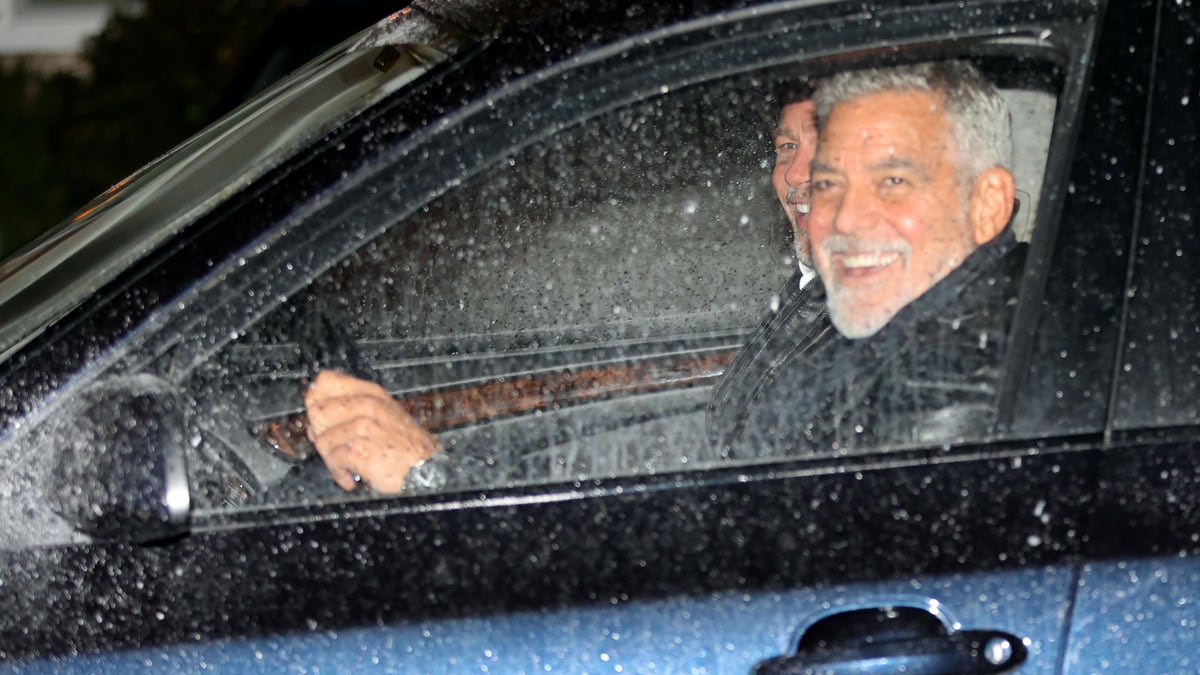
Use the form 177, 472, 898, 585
772, 88, 822, 275
708, 83, 837, 454
809, 62, 1015, 339
734, 60, 1026, 456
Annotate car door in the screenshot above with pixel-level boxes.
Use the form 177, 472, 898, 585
1062, 0, 1200, 671
0, 0, 1140, 672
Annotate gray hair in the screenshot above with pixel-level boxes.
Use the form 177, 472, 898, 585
813, 61, 1012, 184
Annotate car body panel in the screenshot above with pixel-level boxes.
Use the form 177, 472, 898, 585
1064, 556, 1200, 674
0, 0, 1197, 670
4, 566, 1075, 673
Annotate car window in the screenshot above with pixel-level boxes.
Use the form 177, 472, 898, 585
186, 74, 793, 505
167, 44, 1082, 510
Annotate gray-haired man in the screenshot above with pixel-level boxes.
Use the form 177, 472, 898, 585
730, 60, 1025, 455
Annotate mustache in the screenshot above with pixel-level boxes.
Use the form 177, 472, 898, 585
786, 187, 811, 215
821, 235, 913, 257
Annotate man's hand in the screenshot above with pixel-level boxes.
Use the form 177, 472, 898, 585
304, 370, 441, 494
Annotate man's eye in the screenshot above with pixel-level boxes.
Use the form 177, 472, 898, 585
812, 179, 836, 192
883, 176, 908, 186
774, 141, 798, 155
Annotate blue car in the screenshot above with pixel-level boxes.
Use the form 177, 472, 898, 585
0, 0, 1196, 671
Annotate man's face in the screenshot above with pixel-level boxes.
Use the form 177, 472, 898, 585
809, 90, 976, 338
771, 100, 820, 267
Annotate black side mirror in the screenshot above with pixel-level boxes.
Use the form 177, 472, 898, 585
49, 375, 191, 543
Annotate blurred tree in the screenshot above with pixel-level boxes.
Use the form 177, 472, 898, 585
0, 64, 72, 257
0, 0, 301, 260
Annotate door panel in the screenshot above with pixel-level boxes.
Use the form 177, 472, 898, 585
1064, 557, 1200, 674
3, 566, 1076, 674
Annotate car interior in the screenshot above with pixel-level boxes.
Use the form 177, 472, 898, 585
182, 49, 1064, 510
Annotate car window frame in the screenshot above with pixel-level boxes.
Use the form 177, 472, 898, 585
103, 0, 1095, 519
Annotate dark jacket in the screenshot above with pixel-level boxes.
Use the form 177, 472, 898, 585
729, 229, 1027, 458
707, 270, 833, 454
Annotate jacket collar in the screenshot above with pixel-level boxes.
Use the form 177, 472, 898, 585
866, 227, 1021, 342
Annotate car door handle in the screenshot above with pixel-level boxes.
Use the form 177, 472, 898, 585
752, 606, 1026, 674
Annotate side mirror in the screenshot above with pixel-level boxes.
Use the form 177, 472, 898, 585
50, 374, 191, 543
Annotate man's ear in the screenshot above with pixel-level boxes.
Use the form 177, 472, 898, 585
969, 167, 1016, 245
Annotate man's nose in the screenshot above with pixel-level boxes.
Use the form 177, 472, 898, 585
831, 183, 876, 234
783, 153, 810, 189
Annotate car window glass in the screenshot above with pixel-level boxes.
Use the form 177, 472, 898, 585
186, 74, 792, 506
179, 52, 1071, 511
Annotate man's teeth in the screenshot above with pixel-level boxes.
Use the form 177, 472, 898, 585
841, 251, 900, 269
794, 203, 810, 214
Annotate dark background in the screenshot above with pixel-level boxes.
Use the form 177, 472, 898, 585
0, 0, 396, 261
